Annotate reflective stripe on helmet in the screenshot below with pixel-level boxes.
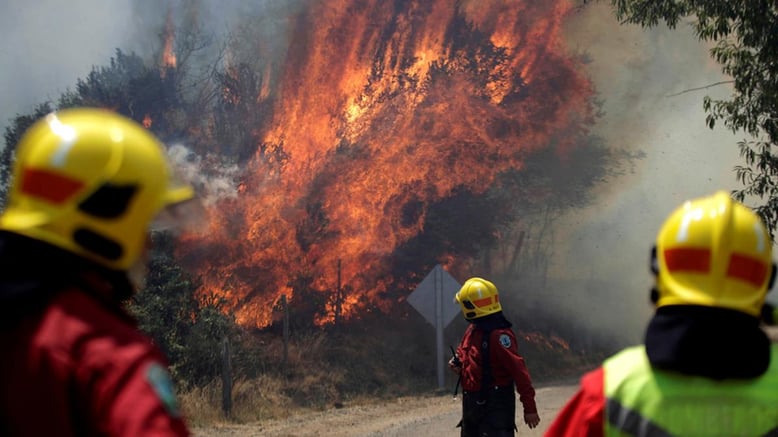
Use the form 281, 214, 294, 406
21, 168, 84, 203
473, 295, 496, 308
663, 247, 710, 273
664, 248, 768, 288
728, 253, 769, 287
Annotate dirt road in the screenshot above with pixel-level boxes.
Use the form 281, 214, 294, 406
192, 382, 579, 437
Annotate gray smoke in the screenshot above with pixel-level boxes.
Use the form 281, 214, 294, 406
547, 3, 748, 348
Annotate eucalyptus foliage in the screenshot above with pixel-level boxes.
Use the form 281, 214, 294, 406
607, 0, 778, 236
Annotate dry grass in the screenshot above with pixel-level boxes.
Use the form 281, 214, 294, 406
180, 376, 294, 426
180, 330, 350, 426
177, 316, 596, 427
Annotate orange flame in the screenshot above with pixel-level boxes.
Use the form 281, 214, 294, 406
180, 0, 593, 328
161, 7, 177, 75
142, 114, 152, 128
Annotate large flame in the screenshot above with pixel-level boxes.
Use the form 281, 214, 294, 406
180, 0, 594, 328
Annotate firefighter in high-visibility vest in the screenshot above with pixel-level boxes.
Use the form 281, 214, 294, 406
449, 277, 540, 436
0, 108, 197, 436
546, 191, 778, 436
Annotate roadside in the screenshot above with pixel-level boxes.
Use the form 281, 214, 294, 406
191, 381, 580, 437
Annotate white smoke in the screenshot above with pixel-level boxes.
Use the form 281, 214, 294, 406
167, 143, 239, 206
547, 3, 747, 348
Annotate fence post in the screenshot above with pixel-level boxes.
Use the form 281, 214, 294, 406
282, 294, 290, 373
221, 336, 232, 417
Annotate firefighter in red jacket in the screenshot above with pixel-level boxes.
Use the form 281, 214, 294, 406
0, 108, 195, 436
449, 277, 541, 436
545, 191, 778, 436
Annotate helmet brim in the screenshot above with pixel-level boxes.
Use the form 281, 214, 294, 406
0, 209, 50, 232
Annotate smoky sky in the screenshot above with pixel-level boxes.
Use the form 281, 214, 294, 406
0, 1, 760, 347
548, 3, 750, 347
0, 0, 303, 135
0, 0, 134, 133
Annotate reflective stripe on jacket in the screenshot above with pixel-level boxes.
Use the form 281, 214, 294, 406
604, 345, 778, 437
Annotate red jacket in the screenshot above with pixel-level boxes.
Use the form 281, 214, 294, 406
0, 282, 190, 436
543, 367, 605, 437
456, 323, 538, 413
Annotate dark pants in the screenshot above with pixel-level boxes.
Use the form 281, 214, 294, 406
458, 386, 516, 437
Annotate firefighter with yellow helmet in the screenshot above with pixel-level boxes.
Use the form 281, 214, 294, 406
449, 277, 540, 436
0, 108, 195, 436
546, 191, 778, 436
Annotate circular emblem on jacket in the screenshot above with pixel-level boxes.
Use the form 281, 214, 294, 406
499, 334, 511, 348
146, 363, 181, 417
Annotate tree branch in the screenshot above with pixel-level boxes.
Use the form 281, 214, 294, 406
665, 80, 734, 97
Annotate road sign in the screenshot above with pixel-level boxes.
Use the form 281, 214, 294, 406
407, 264, 461, 388
407, 264, 461, 327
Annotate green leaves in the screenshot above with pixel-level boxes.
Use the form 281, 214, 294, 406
128, 231, 239, 387
611, 0, 691, 28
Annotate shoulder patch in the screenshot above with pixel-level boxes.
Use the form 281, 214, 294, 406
499, 334, 512, 348
146, 363, 181, 418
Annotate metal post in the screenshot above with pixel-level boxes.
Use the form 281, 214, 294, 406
435, 266, 444, 389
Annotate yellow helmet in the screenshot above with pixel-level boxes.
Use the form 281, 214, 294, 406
0, 108, 194, 271
455, 277, 502, 320
654, 191, 774, 317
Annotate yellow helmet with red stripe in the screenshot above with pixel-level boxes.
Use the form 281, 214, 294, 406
654, 191, 774, 317
0, 108, 194, 271
455, 277, 502, 320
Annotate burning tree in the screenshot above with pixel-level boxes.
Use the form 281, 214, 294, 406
177, 0, 616, 330
2, 0, 628, 344
0, 0, 639, 398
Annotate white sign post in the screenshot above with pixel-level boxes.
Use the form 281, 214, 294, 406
407, 264, 461, 389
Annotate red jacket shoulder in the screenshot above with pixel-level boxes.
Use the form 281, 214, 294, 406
544, 367, 605, 437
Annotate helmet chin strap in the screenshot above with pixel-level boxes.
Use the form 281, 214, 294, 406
649, 246, 659, 275
762, 264, 778, 325
649, 245, 659, 305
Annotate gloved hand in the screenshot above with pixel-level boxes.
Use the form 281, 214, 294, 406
448, 356, 461, 374
524, 412, 540, 429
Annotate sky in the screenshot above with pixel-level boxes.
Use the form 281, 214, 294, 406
0, 1, 760, 347
0, 0, 135, 133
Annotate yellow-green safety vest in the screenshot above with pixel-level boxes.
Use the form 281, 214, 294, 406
604, 345, 778, 437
